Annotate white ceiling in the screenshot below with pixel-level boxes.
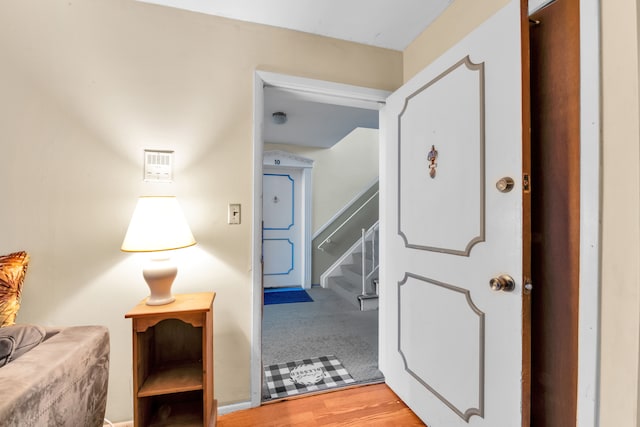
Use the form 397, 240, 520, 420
263, 87, 380, 148
137, 0, 454, 148
138, 0, 453, 51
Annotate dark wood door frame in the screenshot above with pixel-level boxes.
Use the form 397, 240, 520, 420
529, 0, 581, 425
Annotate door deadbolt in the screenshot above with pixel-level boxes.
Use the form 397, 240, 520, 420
489, 274, 516, 292
496, 177, 515, 193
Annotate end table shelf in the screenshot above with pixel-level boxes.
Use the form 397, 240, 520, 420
126, 292, 216, 427
138, 362, 203, 397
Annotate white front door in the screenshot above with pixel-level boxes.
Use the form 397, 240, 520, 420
379, 1, 530, 426
262, 168, 304, 288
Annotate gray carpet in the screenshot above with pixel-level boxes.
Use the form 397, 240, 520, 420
261, 286, 383, 401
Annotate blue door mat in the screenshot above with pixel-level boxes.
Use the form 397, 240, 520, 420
264, 287, 313, 305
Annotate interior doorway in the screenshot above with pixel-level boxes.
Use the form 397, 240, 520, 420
252, 71, 390, 404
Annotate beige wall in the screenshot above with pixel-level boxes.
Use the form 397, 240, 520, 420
600, 1, 640, 425
265, 128, 379, 233
0, 0, 402, 422
403, 0, 509, 82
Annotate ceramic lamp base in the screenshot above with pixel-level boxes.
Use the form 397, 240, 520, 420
142, 255, 177, 305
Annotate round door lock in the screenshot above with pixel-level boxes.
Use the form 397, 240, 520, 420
489, 274, 516, 292
496, 177, 515, 193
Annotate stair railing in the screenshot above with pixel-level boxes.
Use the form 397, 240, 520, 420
361, 221, 379, 296
317, 190, 379, 252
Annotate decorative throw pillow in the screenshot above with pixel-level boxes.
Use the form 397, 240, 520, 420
0, 251, 30, 327
0, 324, 46, 367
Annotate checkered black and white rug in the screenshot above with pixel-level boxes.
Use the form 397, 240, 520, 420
264, 355, 355, 399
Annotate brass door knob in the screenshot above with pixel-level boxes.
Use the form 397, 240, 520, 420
489, 274, 516, 292
496, 177, 515, 193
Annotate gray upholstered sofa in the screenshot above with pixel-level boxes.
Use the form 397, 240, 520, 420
0, 325, 110, 427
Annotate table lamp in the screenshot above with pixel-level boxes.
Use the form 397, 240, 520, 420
121, 196, 196, 305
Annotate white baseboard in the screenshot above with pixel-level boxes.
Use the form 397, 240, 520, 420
103, 400, 252, 425
219, 400, 252, 415
104, 421, 133, 427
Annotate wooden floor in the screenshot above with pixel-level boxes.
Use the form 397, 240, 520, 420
217, 384, 425, 426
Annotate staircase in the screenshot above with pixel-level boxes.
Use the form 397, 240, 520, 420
321, 224, 379, 311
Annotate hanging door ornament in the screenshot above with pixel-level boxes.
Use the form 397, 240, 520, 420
427, 145, 439, 178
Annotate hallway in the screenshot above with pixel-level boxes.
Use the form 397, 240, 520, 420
261, 286, 382, 401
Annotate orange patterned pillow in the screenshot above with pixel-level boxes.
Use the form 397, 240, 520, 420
0, 252, 29, 327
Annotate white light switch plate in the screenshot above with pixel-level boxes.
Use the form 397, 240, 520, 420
228, 204, 241, 224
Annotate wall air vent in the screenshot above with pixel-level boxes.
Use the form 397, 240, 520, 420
144, 149, 174, 182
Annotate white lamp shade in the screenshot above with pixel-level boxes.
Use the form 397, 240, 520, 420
121, 196, 196, 252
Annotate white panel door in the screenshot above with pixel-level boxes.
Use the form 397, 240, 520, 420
379, 1, 529, 426
263, 169, 303, 288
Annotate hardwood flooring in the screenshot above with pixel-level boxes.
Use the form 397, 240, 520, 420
217, 384, 425, 426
